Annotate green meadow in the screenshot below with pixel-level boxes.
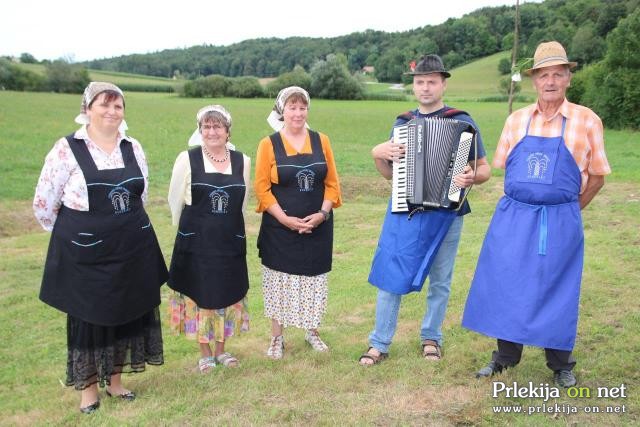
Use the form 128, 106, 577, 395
0, 87, 638, 426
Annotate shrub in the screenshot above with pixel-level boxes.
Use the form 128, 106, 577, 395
309, 54, 364, 100
227, 76, 263, 98
0, 59, 45, 91
265, 66, 311, 98
498, 57, 512, 75
183, 74, 230, 97
45, 60, 90, 93
498, 75, 521, 96
19, 53, 38, 64
117, 83, 174, 93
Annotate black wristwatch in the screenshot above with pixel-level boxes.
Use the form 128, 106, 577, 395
319, 209, 330, 222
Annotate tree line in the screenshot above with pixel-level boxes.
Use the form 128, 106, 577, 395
78, 0, 637, 83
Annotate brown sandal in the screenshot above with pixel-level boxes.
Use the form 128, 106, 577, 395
358, 347, 388, 366
422, 340, 442, 361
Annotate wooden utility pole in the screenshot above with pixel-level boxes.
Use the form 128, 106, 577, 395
508, 0, 520, 114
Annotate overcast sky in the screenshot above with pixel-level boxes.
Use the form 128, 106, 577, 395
2, 0, 541, 62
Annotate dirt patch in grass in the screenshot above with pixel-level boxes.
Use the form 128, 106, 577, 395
340, 176, 391, 201
0, 200, 42, 237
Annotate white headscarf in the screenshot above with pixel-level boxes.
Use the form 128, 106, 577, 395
74, 82, 128, 133
266, 86, 311, 132
187, 104, 235, 149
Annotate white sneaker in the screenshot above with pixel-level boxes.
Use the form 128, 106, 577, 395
266, 335, 284, 359
305, 331, 329, 352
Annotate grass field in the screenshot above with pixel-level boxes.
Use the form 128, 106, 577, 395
0, 91, 638, 425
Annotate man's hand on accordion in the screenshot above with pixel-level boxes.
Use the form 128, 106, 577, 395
372, 140, 405, 163
372, 140, 406, 180
453, 164, 476, 188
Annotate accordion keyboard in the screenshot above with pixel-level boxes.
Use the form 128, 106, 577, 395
391, 124, 412, 212
447, 131, 473, 202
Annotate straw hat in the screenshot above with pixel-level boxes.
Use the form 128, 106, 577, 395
525, 41, 577, 75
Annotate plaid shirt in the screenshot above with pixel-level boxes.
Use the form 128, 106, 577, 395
493, 99, 611, 193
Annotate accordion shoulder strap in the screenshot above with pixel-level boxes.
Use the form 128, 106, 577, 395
441, 108, 469, 118
395, 107, 469, 121
396, 111, 415, 121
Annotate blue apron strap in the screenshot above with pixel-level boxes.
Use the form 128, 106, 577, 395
525, 116, 533, 136
536, 116, 566, 256
538, 205, 547, 256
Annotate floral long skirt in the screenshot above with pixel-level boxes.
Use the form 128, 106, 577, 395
168, 293, 249, 343
261, 265, 328, 330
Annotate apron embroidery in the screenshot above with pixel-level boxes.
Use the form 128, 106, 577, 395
526, 152, 550, 179
209, 189, 229, 213
108, 186, 131, 214
296, 168, 316, 191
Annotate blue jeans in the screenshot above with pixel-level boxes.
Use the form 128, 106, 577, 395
368, 216, 464, 353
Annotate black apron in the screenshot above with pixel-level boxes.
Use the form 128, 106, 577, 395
168, 148, 249, 309
39, 135, 168, 326
257, 131, 333, 276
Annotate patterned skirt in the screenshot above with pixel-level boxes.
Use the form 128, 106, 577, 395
261, 265, 328, 330
66, 307, 163, 390
168, 293, 249, 343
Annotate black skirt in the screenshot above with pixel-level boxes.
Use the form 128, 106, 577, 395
65, 307, 163, 390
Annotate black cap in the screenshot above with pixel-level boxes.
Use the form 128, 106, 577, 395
404, 54, 451, 78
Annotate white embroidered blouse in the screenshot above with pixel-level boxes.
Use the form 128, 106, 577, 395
33, 126, 149, 231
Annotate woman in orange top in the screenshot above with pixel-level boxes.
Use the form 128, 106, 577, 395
255, 86, 341, 359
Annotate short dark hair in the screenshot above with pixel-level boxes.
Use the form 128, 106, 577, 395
88, 90, 125, 109
283, 92, 309, 107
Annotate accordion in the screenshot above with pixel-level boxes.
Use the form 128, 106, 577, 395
391, 117, 476, 213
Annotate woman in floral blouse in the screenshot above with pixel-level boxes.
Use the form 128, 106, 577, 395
34, 82, 167, 414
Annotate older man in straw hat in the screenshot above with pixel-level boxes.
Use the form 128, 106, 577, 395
462, 41, 611, 387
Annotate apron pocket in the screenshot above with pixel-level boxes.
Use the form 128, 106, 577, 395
69, 234, 106, 264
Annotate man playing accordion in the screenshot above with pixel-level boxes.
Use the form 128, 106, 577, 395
359, 54, 491, 366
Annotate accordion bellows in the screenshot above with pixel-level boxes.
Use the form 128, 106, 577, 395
392, 117, 476, 213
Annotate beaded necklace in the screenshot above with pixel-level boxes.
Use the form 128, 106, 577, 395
202, 146, 229, 163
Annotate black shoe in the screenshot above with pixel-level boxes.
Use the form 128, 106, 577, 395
106, 389, 136, 401
79, 400, 100, 414
554, 369, 576, 388
476, 360, 504, 378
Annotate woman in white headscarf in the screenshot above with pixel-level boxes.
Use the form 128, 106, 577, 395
255, 86, 342, 359
167, 105, 250, 372
34, 82, 167, 414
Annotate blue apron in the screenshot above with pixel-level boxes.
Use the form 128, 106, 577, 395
368, 202, 456, 295
462, 116, 583, 351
